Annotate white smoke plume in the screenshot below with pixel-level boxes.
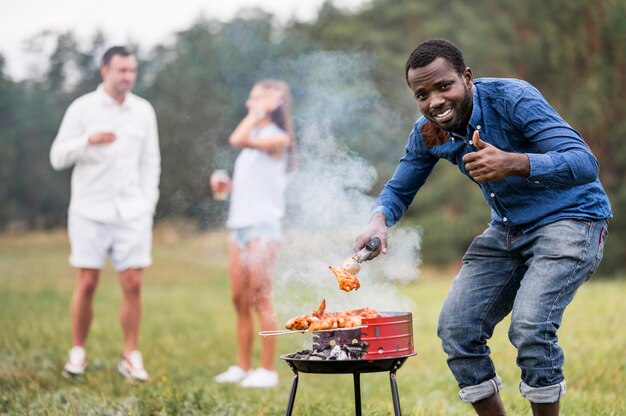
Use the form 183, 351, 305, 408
270, 51, 422, 320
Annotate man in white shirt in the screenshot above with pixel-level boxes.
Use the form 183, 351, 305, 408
50, 46, 160, 381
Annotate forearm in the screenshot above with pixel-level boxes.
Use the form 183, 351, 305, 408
374, 160, 431, 227
527, 149, 598, 186
228, 115, 258, 147
505, 152, 530, 177
373, 189, 411, 228
140, 124, 161, 210
513, 89, 598, 186
50, 134, 89, 170
229, 118, 289, 154
50, 105, 91, 170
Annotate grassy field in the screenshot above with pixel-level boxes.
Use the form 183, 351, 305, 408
1, 225, 625, 415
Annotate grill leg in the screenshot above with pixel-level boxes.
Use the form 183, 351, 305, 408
285, 366, 299, 416
353, 372, 362, 416
389, 368, 402, 416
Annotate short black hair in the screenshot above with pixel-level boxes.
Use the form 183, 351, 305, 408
405, 39, 466, 85
102, 46, 132, 66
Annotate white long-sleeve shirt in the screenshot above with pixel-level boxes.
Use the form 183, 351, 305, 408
50, 85, 161, 223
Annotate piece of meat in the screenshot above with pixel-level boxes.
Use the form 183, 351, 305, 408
329, 266, 360, 292
285, 314, 316, 330
313, 299, 326, 318
308, 313, 362, 332
284, 301, 382, 331
285, 299, 325, 330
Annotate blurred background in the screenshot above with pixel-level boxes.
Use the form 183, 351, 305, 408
1, 0, 625, 275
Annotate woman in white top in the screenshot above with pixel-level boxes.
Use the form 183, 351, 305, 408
213, 80, 294, 388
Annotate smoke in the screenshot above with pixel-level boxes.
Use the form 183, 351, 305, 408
268, 51, 421, 319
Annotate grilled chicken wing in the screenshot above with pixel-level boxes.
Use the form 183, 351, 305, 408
329, 266, 360, 292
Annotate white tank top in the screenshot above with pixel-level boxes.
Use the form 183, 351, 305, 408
226, 123, 288, 229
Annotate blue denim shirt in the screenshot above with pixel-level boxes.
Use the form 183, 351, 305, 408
374, 78, 612, 232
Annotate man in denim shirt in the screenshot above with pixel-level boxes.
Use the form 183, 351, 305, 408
356, 39, 611, 416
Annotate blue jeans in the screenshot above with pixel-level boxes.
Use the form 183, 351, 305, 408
437, 218, 608, 404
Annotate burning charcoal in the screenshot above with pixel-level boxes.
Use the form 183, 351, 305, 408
319, 345, 332, 353
287, 339, 370, 360
310, 350, 329, 359
329, 345, 348, 360
345, 346, 365, 359
291, 350, 313, 359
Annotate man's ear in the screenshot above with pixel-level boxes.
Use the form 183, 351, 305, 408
463, 66, 473, 87
463, 66, 474, 87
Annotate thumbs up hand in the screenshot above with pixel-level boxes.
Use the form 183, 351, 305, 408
471, 130, 487, 150
462, 130, 530, 182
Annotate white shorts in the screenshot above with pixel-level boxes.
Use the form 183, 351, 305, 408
68, 212, 153, 271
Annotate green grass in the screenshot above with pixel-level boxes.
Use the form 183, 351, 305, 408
1, 226, 625, 415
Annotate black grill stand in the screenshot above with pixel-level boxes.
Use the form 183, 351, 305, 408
282, 356, 412, 416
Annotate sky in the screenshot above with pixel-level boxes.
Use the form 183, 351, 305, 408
0, 0, 367, 80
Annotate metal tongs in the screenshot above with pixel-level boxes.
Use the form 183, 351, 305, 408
342, 237, 381, 275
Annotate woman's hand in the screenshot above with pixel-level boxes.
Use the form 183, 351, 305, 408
231, 86, 288, 150
249, 89, 284, 119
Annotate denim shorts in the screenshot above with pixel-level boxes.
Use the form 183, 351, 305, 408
229, 223, 283, 248
437, 218, 608, 404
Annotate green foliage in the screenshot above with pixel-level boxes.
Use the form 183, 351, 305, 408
0, 0, 624, 272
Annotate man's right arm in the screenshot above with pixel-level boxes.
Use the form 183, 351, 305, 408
355, 129, 437, 255
50, 103, 89, 171
373, 133, 437, 228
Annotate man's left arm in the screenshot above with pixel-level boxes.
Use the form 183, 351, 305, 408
140, 106, 161, 214
511, 87, 599, 187
464, 86, 599, 186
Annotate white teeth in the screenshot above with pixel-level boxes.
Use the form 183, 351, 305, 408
434, 108, 451, 119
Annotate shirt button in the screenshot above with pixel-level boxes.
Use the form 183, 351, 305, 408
476, 125, 481, 130
490, 193, 495, 198
534, 181, 540, 184
503, 217, 508, 222
468, 141, 472, 145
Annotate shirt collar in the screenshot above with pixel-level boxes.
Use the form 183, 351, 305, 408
96, 84, 131, 109
467, 83, 483, 133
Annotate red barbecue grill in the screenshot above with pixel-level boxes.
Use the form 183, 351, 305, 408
280, 311, 416, 416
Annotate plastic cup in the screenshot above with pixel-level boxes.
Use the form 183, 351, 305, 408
210, 169, 231, 201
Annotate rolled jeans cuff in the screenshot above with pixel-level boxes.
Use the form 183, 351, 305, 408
519, 380, 566, 403
458, 375, 503, 403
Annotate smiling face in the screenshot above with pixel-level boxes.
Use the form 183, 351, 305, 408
407, 57, 473, 133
